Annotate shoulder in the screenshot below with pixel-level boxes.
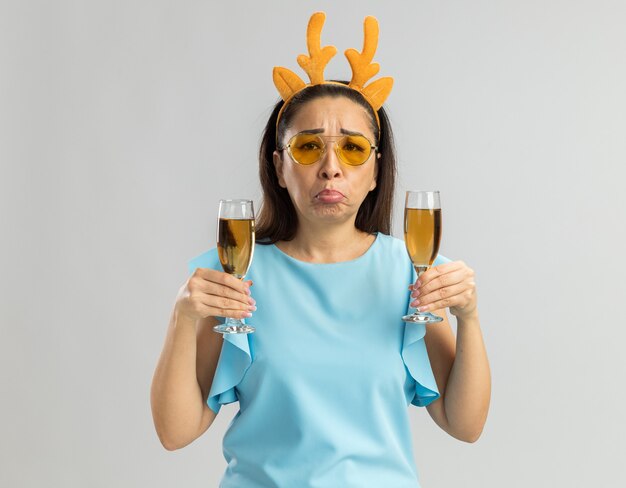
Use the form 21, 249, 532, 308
187, 247, 220, 275
187, 242, 275, 275
433, 253, 453, 266
374, 233, 406, 254
374, 233, 452, 265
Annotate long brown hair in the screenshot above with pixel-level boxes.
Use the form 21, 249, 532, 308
256, 82, 397, 244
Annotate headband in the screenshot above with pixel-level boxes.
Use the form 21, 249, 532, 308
273, 11, 394, 132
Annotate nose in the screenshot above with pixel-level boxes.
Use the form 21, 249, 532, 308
318, 142, 343, 180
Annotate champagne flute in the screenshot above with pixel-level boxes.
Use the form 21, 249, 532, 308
402, 191, 444, 324
214, 199, 256, 334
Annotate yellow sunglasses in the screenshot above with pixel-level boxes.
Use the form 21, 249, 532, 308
277, 132, 378, 166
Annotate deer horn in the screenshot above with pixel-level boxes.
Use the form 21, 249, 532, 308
345, 16, 393, 110
296, 12, 338, 85
273, 67, 306, 101
273, 12, 393, 127
362, 77, 394, 110
345, 16, 381, 89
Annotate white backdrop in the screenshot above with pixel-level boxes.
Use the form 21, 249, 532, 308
2, 1, 625, 486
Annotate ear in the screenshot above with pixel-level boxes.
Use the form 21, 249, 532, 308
369, 154, 379, 191
273, 150, 287, 188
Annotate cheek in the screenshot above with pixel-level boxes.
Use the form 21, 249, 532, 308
355, 167, 377, 190
282, 167, 312, 195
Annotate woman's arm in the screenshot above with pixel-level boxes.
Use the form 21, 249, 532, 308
409, 261, 491, 442
150, 308, 222, 450
150, 269, 254, 450
423, 309, 491, 442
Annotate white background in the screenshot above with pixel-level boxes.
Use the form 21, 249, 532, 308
1, 0, 625, 486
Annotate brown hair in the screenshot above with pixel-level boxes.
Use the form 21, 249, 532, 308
256, 82, 397, 244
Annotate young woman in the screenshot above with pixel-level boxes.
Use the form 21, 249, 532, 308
151, 13, 490, 488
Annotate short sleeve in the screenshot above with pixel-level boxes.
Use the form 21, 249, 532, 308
432, 253, 452, 267
187, 248, 252, 414
401, 253, 452, 407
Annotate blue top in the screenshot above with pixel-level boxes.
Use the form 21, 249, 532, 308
187, 233, 451, 488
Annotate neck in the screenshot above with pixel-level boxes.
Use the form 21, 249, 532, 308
277, 218, 375, 263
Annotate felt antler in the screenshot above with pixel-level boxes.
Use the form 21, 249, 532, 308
272, 66, 306, 102
345, 16, 380, 89
345, 16, 393, 110
273, 12, 394, 128
273, 12, 337, 102
297, 12, 338, 85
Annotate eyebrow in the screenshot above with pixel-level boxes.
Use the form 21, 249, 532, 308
298, 128, 365, 136
340, 128, 364, 136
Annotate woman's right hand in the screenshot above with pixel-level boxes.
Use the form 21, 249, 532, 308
175, 268, 256, 321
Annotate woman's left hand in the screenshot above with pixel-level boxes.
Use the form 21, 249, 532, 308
408, 261, 478, 321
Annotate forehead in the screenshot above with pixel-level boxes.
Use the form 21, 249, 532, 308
286, 96, 375, 140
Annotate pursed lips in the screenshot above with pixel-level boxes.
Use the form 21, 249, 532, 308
315, 189, 345, 203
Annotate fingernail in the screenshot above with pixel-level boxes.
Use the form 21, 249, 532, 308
248, 297, 256, 306
417, 305, 428, 312
411, 299, 420, 307
411, 290, 420, 298
244, 312, 252, 317
248, 305, 257, 312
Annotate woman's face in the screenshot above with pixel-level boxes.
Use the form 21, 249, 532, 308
273, 96, 378, 229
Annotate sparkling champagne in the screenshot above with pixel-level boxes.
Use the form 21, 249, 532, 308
404, 208, 442, 267
217, 218, 255, 279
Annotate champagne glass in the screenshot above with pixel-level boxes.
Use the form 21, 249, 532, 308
402, 191, 443, 324
214, 199, 256, 334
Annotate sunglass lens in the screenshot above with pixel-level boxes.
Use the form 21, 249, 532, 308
338, 135, 371, 165
289, 134, 324, 165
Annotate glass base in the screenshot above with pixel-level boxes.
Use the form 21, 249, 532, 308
213, 320, 255, 334
402, 311, 443, 324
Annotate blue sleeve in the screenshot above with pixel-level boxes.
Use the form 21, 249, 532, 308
402, 253, 452, 407
187, 249, 252, 414
433, 253, 452, 267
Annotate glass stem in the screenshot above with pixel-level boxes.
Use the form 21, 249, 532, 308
414, 265, 428, 313
415, 265, 428, 278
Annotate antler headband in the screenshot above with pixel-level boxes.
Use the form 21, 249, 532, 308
273, 11, 394, 130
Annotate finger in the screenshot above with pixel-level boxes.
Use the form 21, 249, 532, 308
410, 282, 468, 309
415, 288, 475, 313
197, 293, 256, 316
222, 273, 252, 295
189, 274, 252, 305
414, 296, 456, 313
417, 261, 464, 286
197, 268, 251, 295
203, 281, 255, 306
204, 305, 254, 320
412, 269, 467, 297
179, 294, 254, 321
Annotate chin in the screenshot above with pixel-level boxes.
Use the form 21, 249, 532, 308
311, 205, 354, 222
314, 205, 341, 215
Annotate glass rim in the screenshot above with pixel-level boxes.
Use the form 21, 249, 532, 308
219, 199, 254, 204
405, 190, 441, 209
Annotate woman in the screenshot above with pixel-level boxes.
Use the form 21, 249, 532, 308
151, 12, 490, 488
